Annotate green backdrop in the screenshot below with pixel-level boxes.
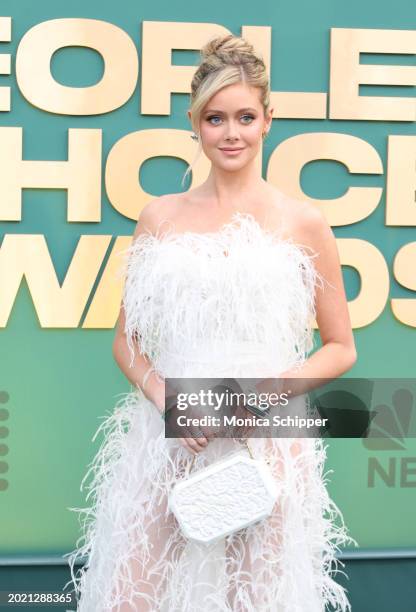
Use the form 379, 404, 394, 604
0, 0, 415, 558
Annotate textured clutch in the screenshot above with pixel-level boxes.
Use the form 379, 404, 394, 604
168, 440, 279, 545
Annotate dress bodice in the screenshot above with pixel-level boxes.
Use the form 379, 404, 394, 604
120, 212, 324, 378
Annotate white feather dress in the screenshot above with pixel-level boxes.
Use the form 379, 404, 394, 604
64, 212, 356, 612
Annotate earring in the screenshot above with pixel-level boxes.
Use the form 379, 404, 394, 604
190, 132, 199, 141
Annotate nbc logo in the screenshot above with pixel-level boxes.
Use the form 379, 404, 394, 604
362, 386, 416, 488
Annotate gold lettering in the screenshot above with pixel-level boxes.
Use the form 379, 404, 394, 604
15, 18, 138, 115
386, 135, 416, 226
141, 21, 229, 115
0, 127, 102, 221
335, 239, 389, 328
83, 236, 132, 328
330, 27, 416, 121
106, 129, 212, 219
267, 132, 383, 225
0, 234, 111, 327
392, 242, 416, 327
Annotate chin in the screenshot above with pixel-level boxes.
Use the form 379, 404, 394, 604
217, 161, 248, 171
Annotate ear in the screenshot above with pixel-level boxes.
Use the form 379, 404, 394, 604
187, 110, 192, 121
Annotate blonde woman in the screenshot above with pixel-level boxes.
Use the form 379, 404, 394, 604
66, 34, 357, 611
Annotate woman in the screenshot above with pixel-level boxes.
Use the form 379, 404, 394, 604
65, 34, 357, 611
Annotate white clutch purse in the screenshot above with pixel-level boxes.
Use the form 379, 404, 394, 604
168, 440, 279, 545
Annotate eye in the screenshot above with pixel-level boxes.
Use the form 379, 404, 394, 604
241, 114, 255, 123
206, 115, 222, 125
205, 114, 256, 125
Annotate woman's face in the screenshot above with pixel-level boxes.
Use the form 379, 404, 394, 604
189, 82, 272, 170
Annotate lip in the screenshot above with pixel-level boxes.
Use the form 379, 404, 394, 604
219, 147, 245, 155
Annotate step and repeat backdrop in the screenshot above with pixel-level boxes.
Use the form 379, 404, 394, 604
0, 0, 415, 555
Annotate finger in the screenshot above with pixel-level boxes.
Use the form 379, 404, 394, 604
196, 435, 210, 449
178, 437, 191, 453
179, 437, 198, 455
186, 424, 209, 447
180, 425, 201, 444
194, 430, 209, 446
187, 430, 208, 448
184, 436, 204, 454
199, 426, 213, 444
180, 437, 198, 455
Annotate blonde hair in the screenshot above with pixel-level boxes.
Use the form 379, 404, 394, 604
182, 34, 270, 187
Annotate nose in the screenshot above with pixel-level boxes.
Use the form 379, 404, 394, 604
224, 120, 240, 141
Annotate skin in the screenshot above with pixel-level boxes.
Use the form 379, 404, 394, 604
113, 81, 357, 456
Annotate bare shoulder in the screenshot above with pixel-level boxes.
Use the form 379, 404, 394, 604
286, 198, 332, 251
299, 201, 329, 235
265, 188, 323, 239
292, 201, 342, 283
132, 194, 182, 240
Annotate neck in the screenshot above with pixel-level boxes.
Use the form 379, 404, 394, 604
203, 159, 267, 212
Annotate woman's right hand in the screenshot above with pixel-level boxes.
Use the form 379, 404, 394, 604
169, 410, 211, 456
150, 377, 211, 455
178, 434, 210, 456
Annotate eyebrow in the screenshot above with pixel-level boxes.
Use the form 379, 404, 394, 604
203, 107, 258, 114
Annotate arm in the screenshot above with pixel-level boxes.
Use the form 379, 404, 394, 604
112, 200, 166, 415
113, 308, 165, 414
270, 206, 357, 398
113, 198, 209, 455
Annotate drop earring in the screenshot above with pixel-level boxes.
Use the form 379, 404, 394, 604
190, 132, 199, 141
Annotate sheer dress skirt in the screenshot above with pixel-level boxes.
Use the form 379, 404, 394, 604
64, 385, 354, 612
